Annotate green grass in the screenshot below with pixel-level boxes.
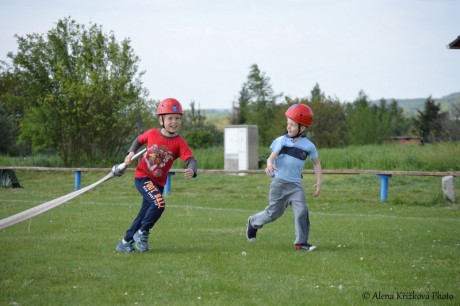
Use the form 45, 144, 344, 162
319, 142, 460, 172
1, 171, 459, 305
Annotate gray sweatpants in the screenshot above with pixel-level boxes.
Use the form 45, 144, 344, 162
249, 177, 310, 245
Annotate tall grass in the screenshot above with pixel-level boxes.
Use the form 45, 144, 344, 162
319, 143, 460, 172
182, 143, 460, 171
2, 142, 459, 172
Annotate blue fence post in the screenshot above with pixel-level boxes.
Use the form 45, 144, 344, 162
164, 172, 175, 196
376, 174, 392, 202
74, 171, 81, 191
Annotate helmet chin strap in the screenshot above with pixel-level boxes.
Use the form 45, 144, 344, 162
160, 115, 179, 135
288, 123, 304, 139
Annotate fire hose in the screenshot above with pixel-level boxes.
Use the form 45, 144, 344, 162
0, 148, 146, 230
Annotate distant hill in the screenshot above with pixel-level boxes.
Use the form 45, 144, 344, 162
201, 109, 231, 119
370, 92, 460, 116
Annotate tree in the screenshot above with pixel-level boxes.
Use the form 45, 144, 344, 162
344, 91, 410, 145
6, 17, 147, 166
306, 84, 347, 148
0, 104, 15, 154
0, 66, 19, 154
231, 64, 282, 145
370, 98, 409, 142
445, 101, 460, 141
181, 101, 223, 148
230, 84, 250, 125
413, 96, 448, 143
384, 99, 410, 137
345, 91, 377, 145
450, 101, 460, 121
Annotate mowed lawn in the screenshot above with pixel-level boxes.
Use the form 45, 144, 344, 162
1, 170, 459, 305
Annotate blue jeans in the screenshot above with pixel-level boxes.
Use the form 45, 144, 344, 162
123, 177, 165, 242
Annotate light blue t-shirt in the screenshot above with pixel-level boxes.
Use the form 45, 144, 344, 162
270, 134, 318, 183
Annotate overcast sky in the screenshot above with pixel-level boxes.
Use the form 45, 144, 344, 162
1, 0, 459, 109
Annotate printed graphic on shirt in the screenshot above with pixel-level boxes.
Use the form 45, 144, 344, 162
279, 146, 310, 161
144, 144, 173, 178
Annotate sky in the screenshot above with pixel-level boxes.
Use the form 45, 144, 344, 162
1, 0, 459, 109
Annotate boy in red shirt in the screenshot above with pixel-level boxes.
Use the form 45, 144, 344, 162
116, 98, 197, 253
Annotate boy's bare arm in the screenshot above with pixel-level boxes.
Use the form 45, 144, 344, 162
312, 158, 322, 197
265, 152, 278, 176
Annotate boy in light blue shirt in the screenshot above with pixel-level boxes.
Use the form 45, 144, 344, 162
247, 103, 322, 251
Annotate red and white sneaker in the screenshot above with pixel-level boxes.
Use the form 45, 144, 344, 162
296, 243, 316, 251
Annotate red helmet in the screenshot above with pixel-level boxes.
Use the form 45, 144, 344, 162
285, 103, 314, 127
156, 98, 183, 115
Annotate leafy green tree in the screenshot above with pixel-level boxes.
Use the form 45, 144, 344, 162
345, 91, 375, 145
129, 98, 160, 148
307, 84, 347, 148
0, 64, 28, 155
283, 85, 346, 148
231, 64, 282, 146
384, 99, 411, 137
0, 104, 15, 154
230, 84, 250, 125
413, 96, 448, 143
371, 98, 409, 141
345, 91, 410, 145
181, 101, 223, 148
6, 17, 147, 166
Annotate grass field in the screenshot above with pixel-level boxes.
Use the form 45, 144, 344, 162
1, 169, 459, 305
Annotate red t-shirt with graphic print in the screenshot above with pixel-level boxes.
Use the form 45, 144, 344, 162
134, 128, 194, 187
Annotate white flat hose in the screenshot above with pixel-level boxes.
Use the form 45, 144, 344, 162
0, 148, 146, 230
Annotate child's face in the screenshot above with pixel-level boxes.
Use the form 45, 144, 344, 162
286, 117, 305, 137
160, 114, 182, 134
